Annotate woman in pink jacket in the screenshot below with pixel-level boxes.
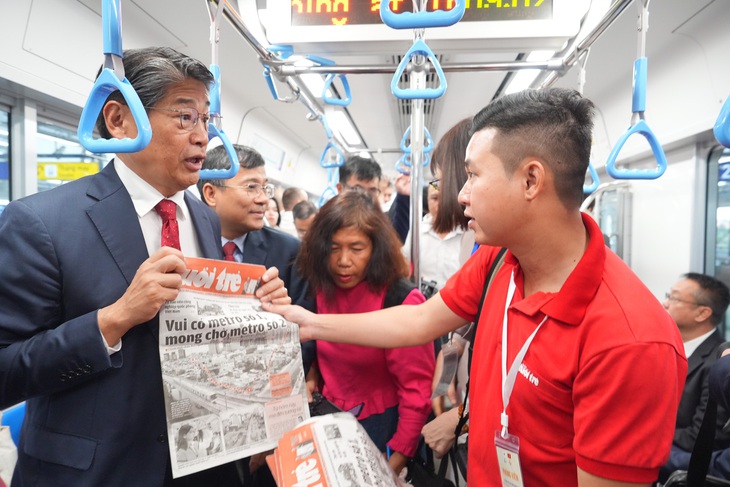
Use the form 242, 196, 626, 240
298, 189, 435, 475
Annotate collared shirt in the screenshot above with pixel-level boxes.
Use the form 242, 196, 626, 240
114, 158, 201, 258
684, 328, 718, 358
440, 213, 687, 486
220, 235, 248, 263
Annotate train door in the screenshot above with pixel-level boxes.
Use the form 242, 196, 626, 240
705, 146, 730, 337
581, 182, 633, 265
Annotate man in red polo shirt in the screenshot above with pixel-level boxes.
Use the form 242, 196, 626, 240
266, 88, 687, 486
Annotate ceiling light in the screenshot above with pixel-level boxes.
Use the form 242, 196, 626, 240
504, 50, 555, 95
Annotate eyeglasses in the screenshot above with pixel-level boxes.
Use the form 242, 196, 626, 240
344, 184, 381, 197
145, 107, 222, 132
220, 183, 275, 198
428, 178, 440, 191
664, 292, 706, 307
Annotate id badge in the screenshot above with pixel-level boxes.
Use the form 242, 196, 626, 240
431, 341, 459, 399
494, 430, 524, 487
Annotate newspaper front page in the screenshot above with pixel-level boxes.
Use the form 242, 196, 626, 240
159, 257, 309, 478
266, 413, 401, 487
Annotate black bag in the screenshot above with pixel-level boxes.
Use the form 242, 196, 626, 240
406, 455, 455, 487
308, 391, 342, 417
452, 442, 467, 481
664, 470, 730, 486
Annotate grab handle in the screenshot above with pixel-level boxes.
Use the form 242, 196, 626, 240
605, 119, 667, 180
583, 163, 600, 194
391, 40, 447, 100
380, 0, 465, 29
322, 74, 352, 106
78, 0, 151, 153
714, 95, 730, 148
400, 125, 433, 154
320, 140, 345, 168
199, 64, 238, 180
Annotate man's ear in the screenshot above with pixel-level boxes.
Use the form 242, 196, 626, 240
201, 183, 218, 207
695, 305, 713, 324
522, 159, 545, 201
102, 101, 136, 139
335, 182, 344, 194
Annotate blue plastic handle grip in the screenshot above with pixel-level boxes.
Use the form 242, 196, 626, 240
320, 140, 345, 168
318, 185, 337, 207
320, 115, 333, 139
395, 154, 412, 174
391, 40, 447, 100
400, 126, 434, 154
380, 0, 465, 29
199, 124, 239, 180
209, 64, 221, 115
583, 162, 600, 194
103, 0, 122, 57
632, 57, 647, 114
714, 95, 730, 148
78, 68, 152, 153
605, 119, 667, 180
322, 74, 352, 107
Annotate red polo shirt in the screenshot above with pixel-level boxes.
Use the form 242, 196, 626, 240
440, 213, 686, 486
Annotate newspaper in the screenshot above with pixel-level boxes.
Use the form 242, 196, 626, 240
159, 257, 309, 479
266, 413, 401, 487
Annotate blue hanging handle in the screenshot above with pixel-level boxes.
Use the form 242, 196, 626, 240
320, 115, 333, 139
322, 74, 352, 107
714, 95, 730, 148
583, 162, 600, 194
318, 168, 339, 207
395, 154, 412, 174
78, 0, 151, 153
320, 140, 345, 168
199, 65, 238, 180
391, 40, 447, 100
380, 0, 465, 29
400, 126, 434, 155
605, 57, 667, 180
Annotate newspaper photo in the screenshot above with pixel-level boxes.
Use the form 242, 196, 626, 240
266, 413, 401, 487
159, 257, 309, 479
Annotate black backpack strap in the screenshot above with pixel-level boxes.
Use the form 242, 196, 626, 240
383, 278, 417, 309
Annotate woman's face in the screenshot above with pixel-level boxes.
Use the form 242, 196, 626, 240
328, 227, 373, 290
427, 185, 440, 218
265, 199, 279, 227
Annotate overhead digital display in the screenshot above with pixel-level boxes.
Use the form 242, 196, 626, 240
291, 0, 553, 27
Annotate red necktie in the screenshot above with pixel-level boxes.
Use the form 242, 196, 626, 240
154, 200, 181, 251
223, 241, 237, 262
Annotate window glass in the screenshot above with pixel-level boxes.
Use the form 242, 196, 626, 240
705, 146, 730, 337
36, 121, 111, 193
0, 110, 9, 212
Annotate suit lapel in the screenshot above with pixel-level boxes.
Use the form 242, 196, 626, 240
185, 192, 222, 260
686, 329, 723, 377
86, 162, 148, 286
242, 230, 268, 266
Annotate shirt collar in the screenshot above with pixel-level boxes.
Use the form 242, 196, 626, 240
114, 158, 189, 220
508, 212, 605, 326
684, 328, 717, 358
221, 234, 247, 255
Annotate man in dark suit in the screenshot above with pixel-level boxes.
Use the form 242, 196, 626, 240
0, 47, 289, 486
198, 144, 314, 487
660, 272, 730, 480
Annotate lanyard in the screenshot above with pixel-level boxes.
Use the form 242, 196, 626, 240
500, 270, 548, 438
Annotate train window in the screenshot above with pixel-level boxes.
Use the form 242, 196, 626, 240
705, 146, 730, 336
581, 182, 633, 265
36, 120, 110, 193
0, 110, 9, 213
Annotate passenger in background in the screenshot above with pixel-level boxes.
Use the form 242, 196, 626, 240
279, 187, 308, 238
0, 47, 289, 487
659, 273, 730, 482
265, 197, 281, 228
337, 155, 410, 242
266, 88, 687, 487
198, 144, 314, 487
292, 200, 317, 239
297, 190, 434, 475
379, 175, 395, 212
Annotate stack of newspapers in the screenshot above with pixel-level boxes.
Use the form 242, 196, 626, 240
266, 413, 401, 487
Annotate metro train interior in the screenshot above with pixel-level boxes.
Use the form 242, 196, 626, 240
1, 0, 730, 332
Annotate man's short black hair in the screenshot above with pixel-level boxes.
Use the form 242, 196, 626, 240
339, 156, 382, 185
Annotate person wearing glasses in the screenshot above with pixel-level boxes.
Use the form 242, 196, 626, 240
198, 143, 313, 487
658, 273, 730, 482
0, 47, 290, 486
